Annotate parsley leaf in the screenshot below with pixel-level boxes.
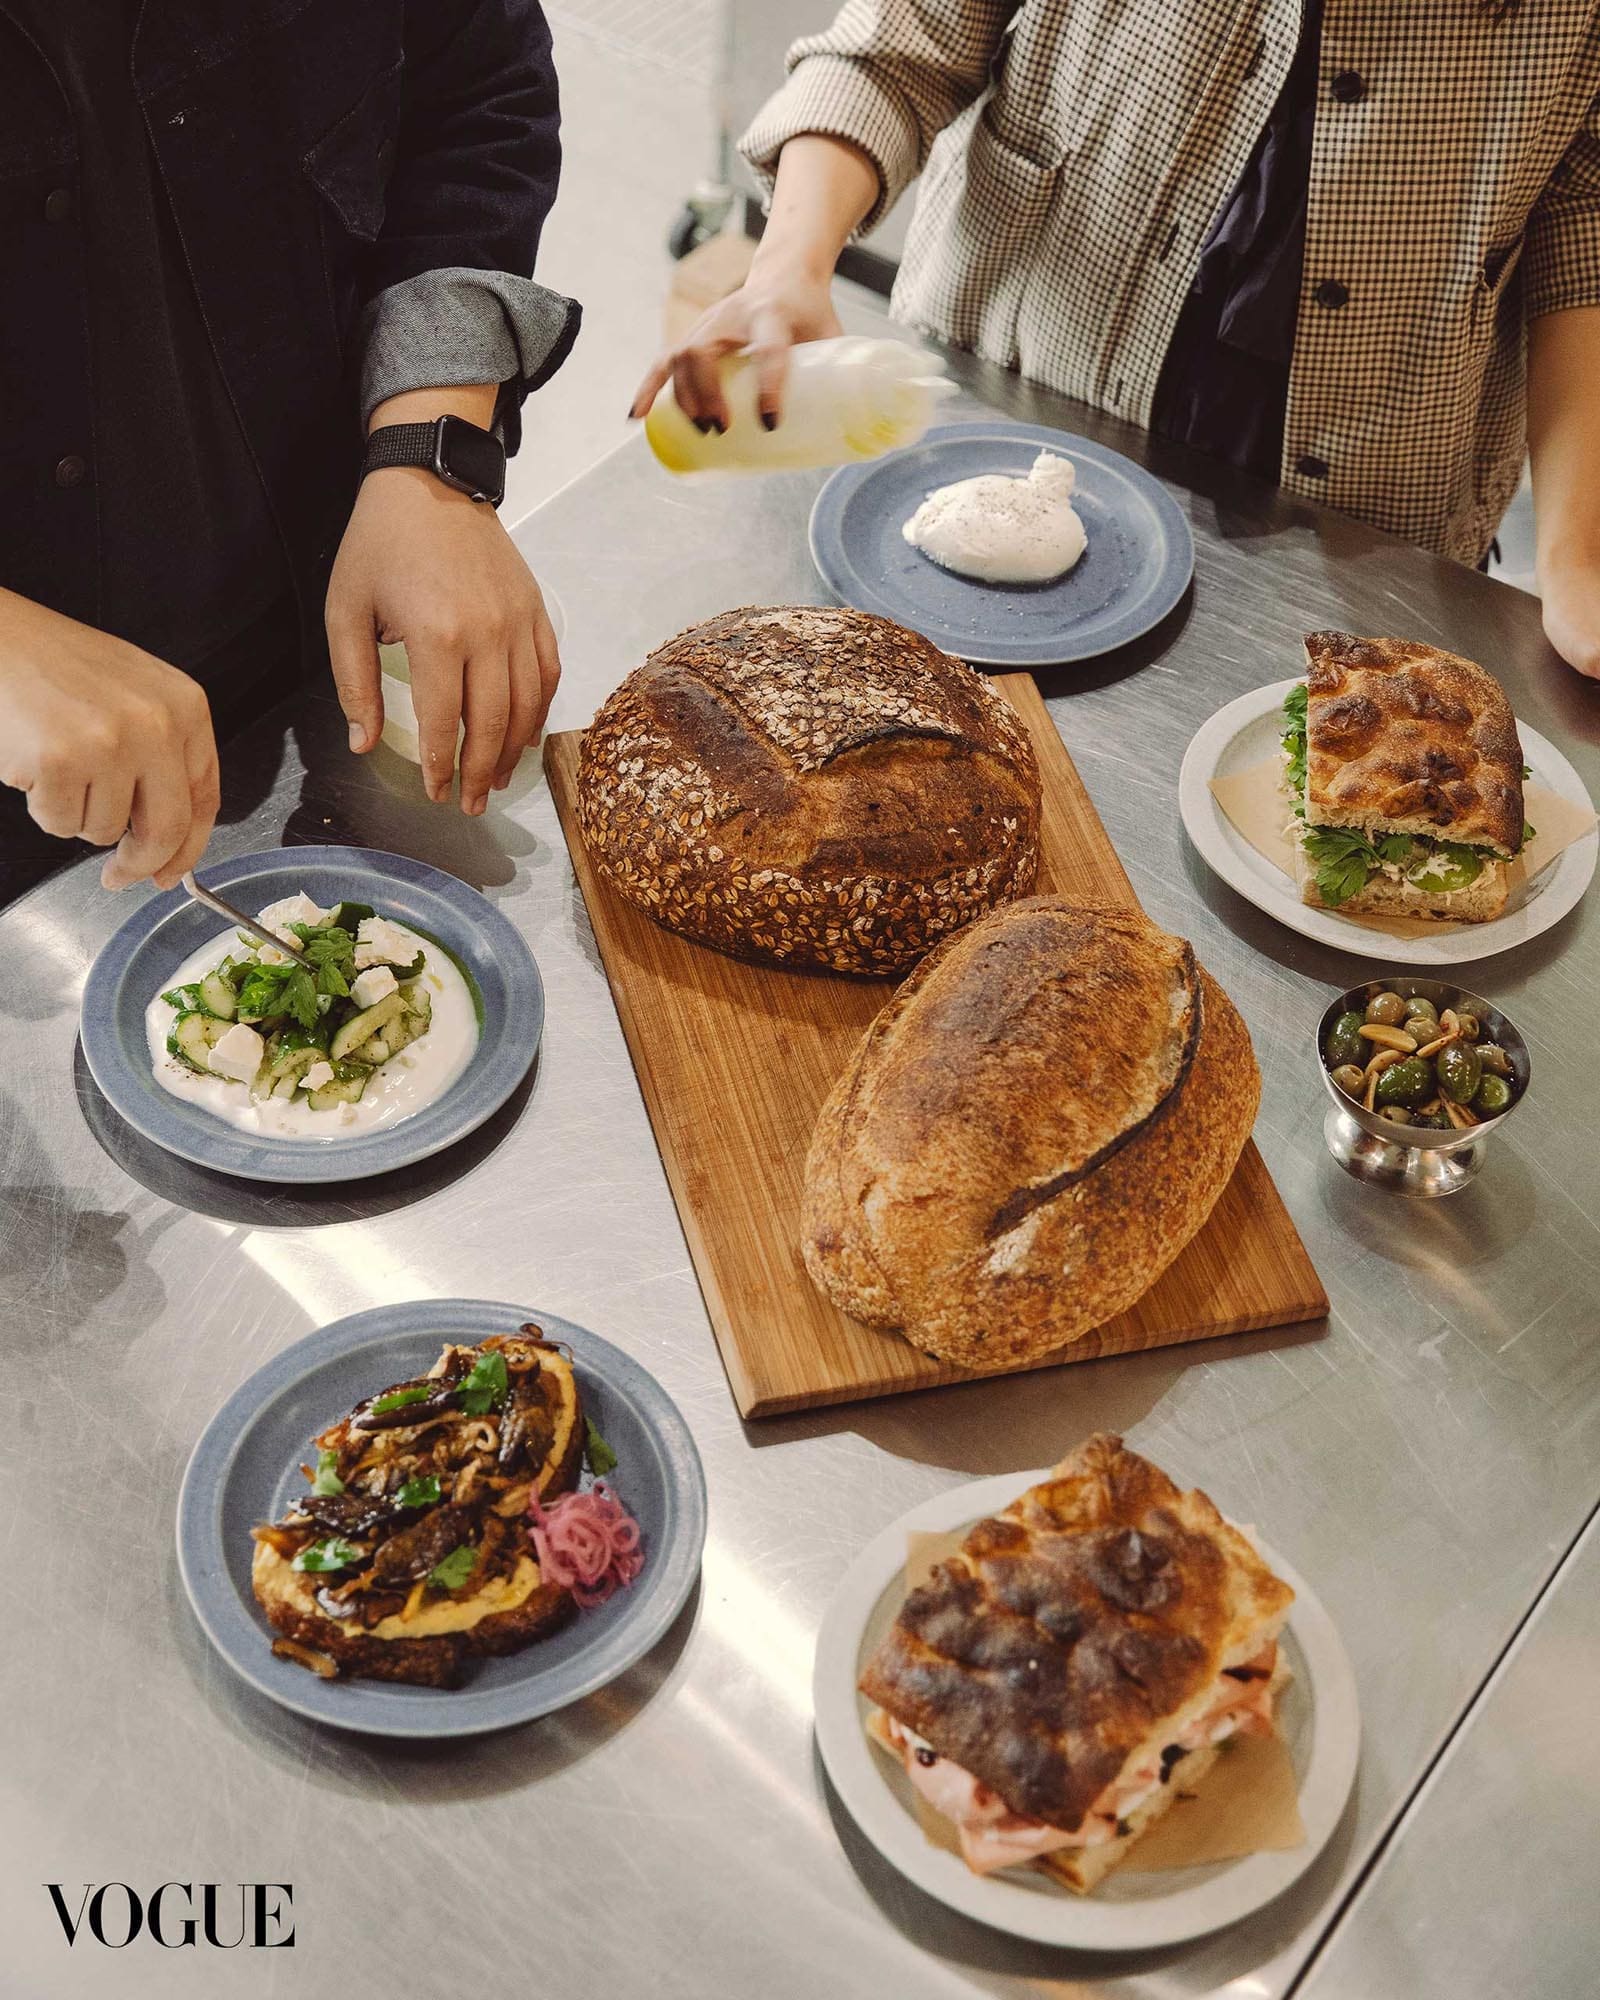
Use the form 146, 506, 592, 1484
1301, 826, 1381, 907
316, 959, 350, 1000
370, 1383, 432, 1416
428, 1545, 478, 1593
281, 967, 319, 1030
1280, 685, 1309, 800
292, 1537, 364, 1574
456, 1350, 509, 1416
395, 1475, 443, 1510
310, 1448, 344, 1496
584, 1418, 619, 1477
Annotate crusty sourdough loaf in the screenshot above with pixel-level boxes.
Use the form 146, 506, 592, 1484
1303, 630, 1524, 855
575, 606, 1042, 976
802, 900, 1259, 1365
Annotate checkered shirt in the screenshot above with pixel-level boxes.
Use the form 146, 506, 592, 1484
741, 0, 1600, 563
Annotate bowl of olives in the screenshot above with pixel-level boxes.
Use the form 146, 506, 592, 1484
1316, 977, 1530, 1197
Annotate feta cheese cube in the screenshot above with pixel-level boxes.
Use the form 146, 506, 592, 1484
207, 1022, 265, 1084
351, 964, 398, 1007
252, 891, 329, 963
302, 1060, 335, 1091
354, 915, 416, 969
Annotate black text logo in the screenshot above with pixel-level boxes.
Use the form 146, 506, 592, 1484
45, 1883, 294, 1949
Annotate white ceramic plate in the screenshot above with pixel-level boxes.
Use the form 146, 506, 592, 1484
813, 1469, 1360, 1950
1178, 678, 1597, 965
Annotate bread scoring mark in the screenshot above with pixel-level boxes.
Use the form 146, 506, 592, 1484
985, 944, 1202, 1241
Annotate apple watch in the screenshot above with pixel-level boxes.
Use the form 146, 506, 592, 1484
361, 415, 507, 507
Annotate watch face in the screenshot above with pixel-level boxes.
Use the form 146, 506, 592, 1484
435, 415, 506, 505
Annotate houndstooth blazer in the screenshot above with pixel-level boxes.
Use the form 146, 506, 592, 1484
741, 1, 1600, 563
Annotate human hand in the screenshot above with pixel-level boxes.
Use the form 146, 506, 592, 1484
629, 261, 842, 433
1539, 557, 1600, 680
0, 588, 220, 889
325, 466, 561, 814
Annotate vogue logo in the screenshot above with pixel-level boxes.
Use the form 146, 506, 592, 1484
45, 1883, 294, 1949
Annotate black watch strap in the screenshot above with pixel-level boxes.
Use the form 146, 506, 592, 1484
361, 415, 506, 507
362, 422, 443, 476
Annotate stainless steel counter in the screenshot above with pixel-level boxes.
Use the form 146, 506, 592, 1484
3, 358, 1598, 1999
1296, 1506, 1600, 2000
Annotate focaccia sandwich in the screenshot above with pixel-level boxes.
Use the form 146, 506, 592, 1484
860, 1432, 1293, 1892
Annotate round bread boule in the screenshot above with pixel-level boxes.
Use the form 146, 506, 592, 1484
575, 606, 1042, 976
802, 898, 1260, 1364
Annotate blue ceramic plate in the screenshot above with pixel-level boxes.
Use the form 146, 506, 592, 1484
79, 845, 542, 1183
176, 1299, 707, 1737
809, 421, 1194, 667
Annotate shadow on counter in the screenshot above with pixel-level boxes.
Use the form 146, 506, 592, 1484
814, 1739, 1365, 1988
741, 1315, 1329, 1478
73, 1040, 539, 1227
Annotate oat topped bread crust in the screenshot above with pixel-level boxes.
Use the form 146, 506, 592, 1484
1303, 631, 1524, 856
575, 607, 1042, 977
858, 1433, 1294, 1829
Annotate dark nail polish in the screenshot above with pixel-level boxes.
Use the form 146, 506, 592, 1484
760, 410, 778, 432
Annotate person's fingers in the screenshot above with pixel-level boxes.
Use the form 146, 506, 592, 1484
530, 595, 562, 741
26, 762, 88, 841
406, 634, 466, 805
104, 733, 190, 887
457, 648, 512, 817
325, 595, 385, 753
748, 306, 795, 429
154, 725, 221, 889
674, 339, 736, 432
81, 769, 136, 848
629, 352, 672, 420
488, 622, 541, 793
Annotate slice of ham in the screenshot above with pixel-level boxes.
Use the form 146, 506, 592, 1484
877, 1641, 1280, 1876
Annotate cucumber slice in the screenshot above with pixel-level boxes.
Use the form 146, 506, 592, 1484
330, 990, 404, 1060
264, 1044, 322, 1088
167, 1011, 215, 1074
403, 983, 432, 1024
307, 1063, 369, 1110
199, 970, 237, 1020
330, 901, 375, 933
162, 981, 204, 1013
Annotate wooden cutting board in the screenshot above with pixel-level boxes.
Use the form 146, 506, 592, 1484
544, 674, 1327, 1417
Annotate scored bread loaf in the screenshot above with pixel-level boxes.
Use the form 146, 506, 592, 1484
802, 898, 1260, 1365
574, 606, 1042, 976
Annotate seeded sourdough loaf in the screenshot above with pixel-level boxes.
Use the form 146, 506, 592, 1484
802, 900, 1259, 1365
575, 607, 1042, 976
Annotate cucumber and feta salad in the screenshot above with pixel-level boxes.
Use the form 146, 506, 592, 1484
161, 900, 433, 1108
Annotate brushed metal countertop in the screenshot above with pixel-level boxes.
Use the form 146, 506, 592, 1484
2, 357, 1596, 1998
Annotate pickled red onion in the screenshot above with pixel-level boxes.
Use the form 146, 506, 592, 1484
528, 1481, 644, 1607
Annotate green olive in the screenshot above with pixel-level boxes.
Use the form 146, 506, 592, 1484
1454, 1011, 1482, 1042
1474, 1073, 1513, 1117
1365, 991, 1408, 1027
1408, 1109, 1449, 1131
1375, 1056, 1434, 1108
1477, 1043, 1514, 1079
1379, 1105, 1422, 1125
1402, 996, 1440, 1029
1437, 1042, 1483, 1105
1324, 1011, 1367, 1069
1330, 1063, 1367, 1098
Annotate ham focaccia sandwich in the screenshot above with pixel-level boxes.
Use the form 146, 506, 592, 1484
1282, 631, 1527, 922
251, 1329, 584, 1687
860, 1433, 1293, 1892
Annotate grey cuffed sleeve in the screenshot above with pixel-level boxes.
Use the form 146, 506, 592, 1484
358, 266, 582, 450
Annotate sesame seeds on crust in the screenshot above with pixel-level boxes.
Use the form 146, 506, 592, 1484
575, 607, 1044, 976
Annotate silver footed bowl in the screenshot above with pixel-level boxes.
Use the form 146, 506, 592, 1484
1315, 975, 1531, 1198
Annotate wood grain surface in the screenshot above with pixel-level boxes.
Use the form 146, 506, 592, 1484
545, 673, 1327, 1417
